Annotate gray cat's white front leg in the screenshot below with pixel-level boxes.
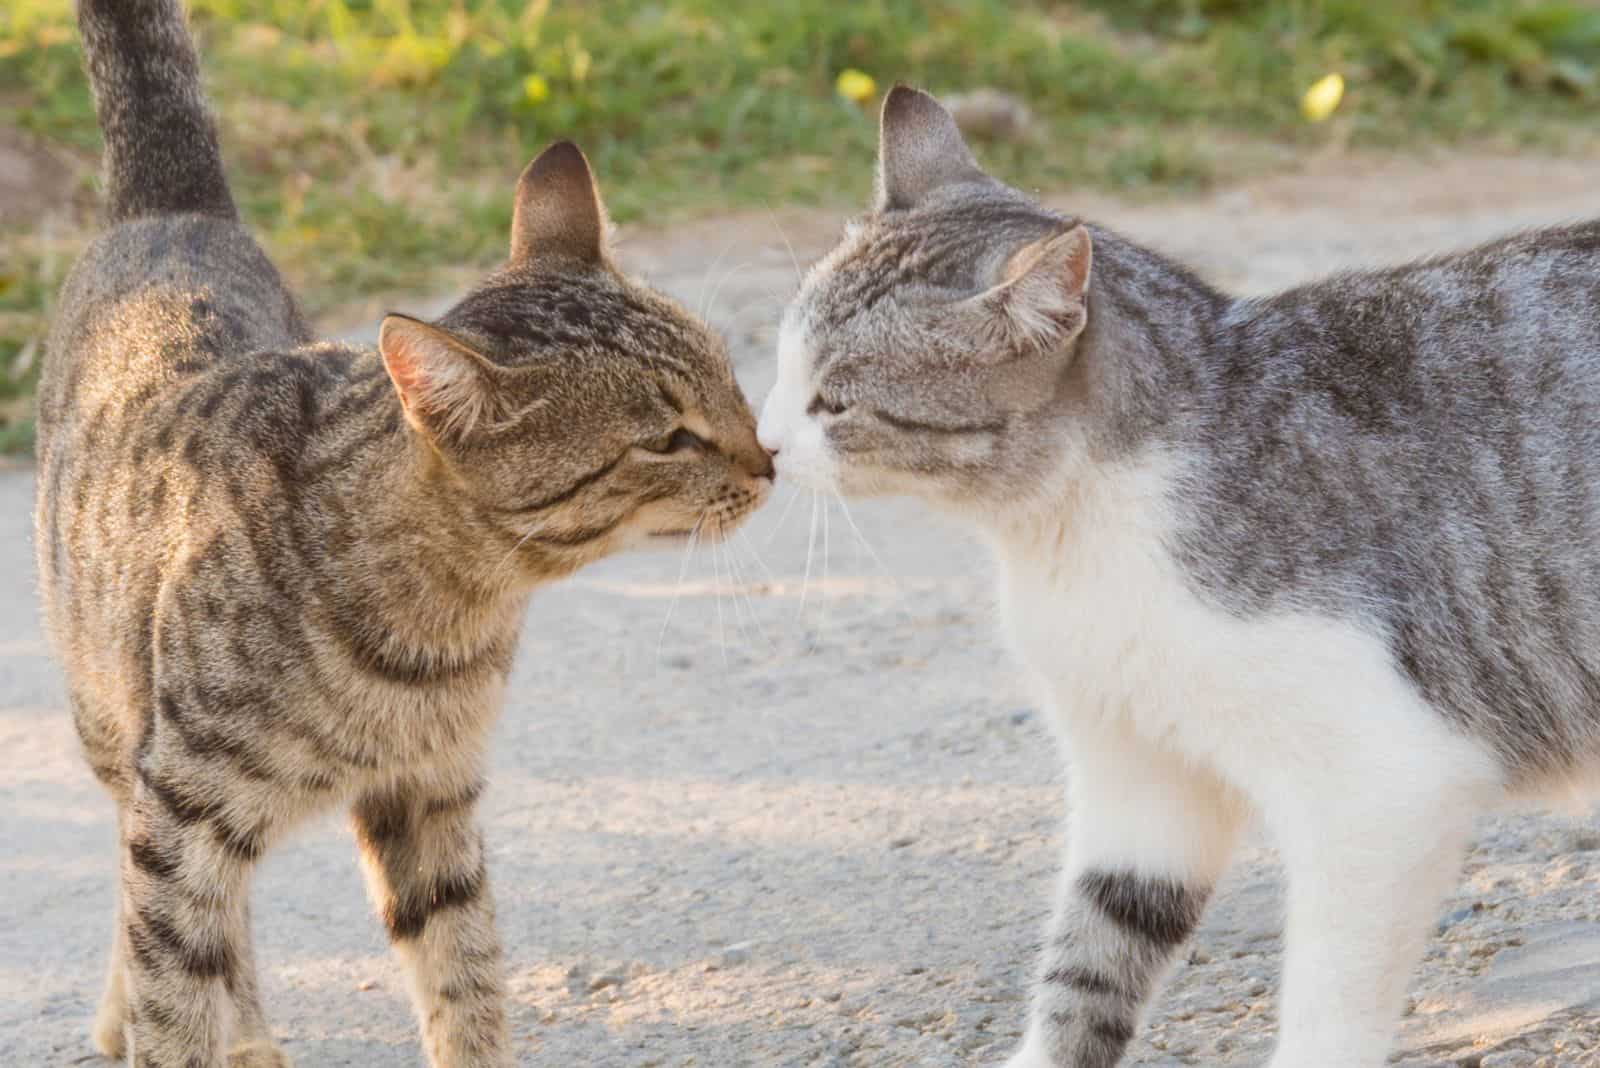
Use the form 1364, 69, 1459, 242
1263, 774, 1477, 1068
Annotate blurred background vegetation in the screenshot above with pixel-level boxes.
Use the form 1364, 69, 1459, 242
3, 0, 1600, 452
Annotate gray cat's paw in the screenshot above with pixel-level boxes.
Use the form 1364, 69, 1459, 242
228, 1040, 293, 1068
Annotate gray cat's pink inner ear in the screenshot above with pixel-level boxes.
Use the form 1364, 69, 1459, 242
979, 225, 1093, 354
876, 86, 983, 210
510, 140, 608, 266
378, 315, 498, 435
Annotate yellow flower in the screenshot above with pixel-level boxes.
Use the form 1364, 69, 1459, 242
835, 69, 877, 104
1300, 72, 1345, 123
523, 73, 550, 105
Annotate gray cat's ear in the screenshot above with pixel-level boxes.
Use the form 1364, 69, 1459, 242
379, 314, 510, 439
974, 224, 1093, 356
876, 86, 985, 211
510, 140, 609, 266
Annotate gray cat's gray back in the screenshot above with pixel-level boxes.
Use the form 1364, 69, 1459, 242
1166, 220, 1600, 775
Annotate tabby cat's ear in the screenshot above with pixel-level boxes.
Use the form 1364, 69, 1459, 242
876, 85, 985, 211
379, 314, 510, 440
510, 140, 608, 266
974, 224, 1093, 356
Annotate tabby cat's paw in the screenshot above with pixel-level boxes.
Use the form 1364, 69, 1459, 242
90, 1004, 126, 1059
227, 1040, 293, 1068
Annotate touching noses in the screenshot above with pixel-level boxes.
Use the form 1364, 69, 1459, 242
737, 418, 778, 482
746, 447, 776, 481
756, 408, 782, 459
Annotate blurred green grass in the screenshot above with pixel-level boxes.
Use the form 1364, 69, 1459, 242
3, 0, 1600, 452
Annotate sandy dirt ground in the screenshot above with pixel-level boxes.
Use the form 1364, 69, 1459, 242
6, 152, 1600, 1067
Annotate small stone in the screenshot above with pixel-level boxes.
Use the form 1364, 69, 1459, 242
587, 970, 625, 992
714, 941, 754, 969
355, 978, 378, 992
1480, 1052, 1538, 1068
1437, 903, 1483, 935
890, 836, 918, 850
1570, 828, 1600, 852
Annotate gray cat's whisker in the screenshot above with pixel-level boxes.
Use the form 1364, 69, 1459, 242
763, 200, 805, 290
819, 492, 834, 632
831, 491, 891, 583
798, 490, 820, 621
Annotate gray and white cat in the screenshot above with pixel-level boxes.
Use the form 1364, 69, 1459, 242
758, 86, 1600, 1068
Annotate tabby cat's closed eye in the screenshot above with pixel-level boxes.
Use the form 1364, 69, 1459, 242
807, 394, 848, 416
645, 427, 707, 454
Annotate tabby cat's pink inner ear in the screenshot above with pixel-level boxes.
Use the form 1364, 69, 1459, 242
876, 85, 984, 211
510, 140, 608, 266
378, 314, 501, 438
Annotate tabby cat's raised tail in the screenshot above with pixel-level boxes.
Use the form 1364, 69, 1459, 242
77, 0, 235, 223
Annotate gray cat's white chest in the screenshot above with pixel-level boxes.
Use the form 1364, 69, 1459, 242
984, 459, 1500, 798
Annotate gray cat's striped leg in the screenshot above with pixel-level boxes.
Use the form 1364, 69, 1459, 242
1006, 719, 1245, 1068
92, 808, 131, 1059
353, 780, 506, 1068
121, 757, 262, 1067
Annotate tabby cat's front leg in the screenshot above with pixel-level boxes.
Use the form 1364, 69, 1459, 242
121, 754, 266, 1067
353, 777, 506, 1068
1005, 717, 1246, 1068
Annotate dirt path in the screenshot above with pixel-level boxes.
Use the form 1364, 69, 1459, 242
5, 152, 1600, 1067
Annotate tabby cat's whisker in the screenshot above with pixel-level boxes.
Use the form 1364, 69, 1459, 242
709, 521, 729, 669
494, 525, 541, 581
702, 258, 764, 324
713, 533, 745, 646
735, 526, 780, 588
696, 237, 737, 322
725, 530, 772, 650
656, 513, 706, 666
763, 484, 805, 547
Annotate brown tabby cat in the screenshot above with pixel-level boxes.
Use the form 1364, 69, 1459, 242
36, 2, 772, 1066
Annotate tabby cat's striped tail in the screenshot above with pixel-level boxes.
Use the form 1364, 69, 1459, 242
77, 0, 236, 223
